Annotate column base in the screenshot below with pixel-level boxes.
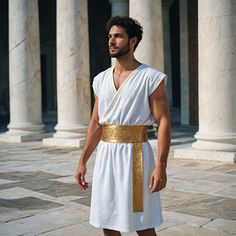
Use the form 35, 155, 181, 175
193, 132, 236, 151
174, 147, 236, 163
43, 137, 85, 148
43, 124, 87, 148
0, 132, 52, 143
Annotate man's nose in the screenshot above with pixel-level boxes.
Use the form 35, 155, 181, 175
109, 37, 116, 45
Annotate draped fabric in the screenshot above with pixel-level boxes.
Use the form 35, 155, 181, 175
89, 64, 167, 232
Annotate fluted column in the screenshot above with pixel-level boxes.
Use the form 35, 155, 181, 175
174, 0, 236, 162
43, 0, 91, 148
0, 0, 46, 143
129, 0, 164, 71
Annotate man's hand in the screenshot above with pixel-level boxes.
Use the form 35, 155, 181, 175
149, 165, 167, 193
75, 163, 88, 190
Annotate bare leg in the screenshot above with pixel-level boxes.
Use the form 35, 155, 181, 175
136, 228, 157, 236
103, 228, 122, 236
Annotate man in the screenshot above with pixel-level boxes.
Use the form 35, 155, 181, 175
75, 16, 171, 236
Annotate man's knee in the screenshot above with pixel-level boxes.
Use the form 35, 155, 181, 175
103, 228, 121, 236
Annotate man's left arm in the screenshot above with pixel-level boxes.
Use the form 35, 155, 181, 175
149, 80, 171, 193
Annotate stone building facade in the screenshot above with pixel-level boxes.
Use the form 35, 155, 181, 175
0, 0, 235, 162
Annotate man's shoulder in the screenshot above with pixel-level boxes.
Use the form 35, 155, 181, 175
141, 64, 164, 77
92, 67, 113, 95
141, 64, 167, 89
94, 67, 112, 81
140, 64, 167, 87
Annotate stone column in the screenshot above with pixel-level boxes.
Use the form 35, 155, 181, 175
110, 0, 128, 16
0, 0, 47, 143
163, 0, 173, 107
130, 0, 164, 137
174, 0, 236, 162
109, 0, 129, 66
129, 0, 164, 71
180, 0, 190, 125
43, 0, 91, 148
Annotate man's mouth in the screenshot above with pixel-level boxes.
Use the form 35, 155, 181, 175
109, 46, 118, 50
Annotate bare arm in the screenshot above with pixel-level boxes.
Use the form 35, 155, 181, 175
75, 95, 102, 189
149, 80, 171, 193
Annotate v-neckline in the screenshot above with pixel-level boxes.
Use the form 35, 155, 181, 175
111, 64, 144, 92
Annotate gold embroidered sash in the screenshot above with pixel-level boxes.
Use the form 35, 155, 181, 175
101, 124, 148, 212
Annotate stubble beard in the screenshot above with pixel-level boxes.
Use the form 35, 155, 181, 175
109, 43, 130, 58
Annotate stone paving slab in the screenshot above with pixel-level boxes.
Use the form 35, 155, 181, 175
0, 129, 235, 236
158, 224, 230, 236
38, 223, 104, 236
203, 218, 236, 234
0, 207, 88, 236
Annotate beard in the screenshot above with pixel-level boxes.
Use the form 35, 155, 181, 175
109, 42, 130, 58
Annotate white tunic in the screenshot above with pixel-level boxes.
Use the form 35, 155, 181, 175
89, 64, 167, 232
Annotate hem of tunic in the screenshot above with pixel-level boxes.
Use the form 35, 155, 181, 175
89, 219, 163, 233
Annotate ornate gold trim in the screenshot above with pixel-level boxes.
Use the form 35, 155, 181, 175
101, 124, 147, 212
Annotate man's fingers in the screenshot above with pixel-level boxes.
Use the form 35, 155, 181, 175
149, 176, 154, 189
75, 164, 88, 190
75, 173, 81, 185
81, 174, 85, 182
78, 181, 88, 190
79, 176, 89, 190
151, 179, 166, 192
151, 179, 159, 193
162, 181, 166, 189
79, 181, 88, 190
150, 169, 167, 193
75, 173, 88, 190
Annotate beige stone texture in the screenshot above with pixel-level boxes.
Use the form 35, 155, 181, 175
0, 0, 46, 142
43, 0, 91, 148
129, 0, 164, 71
193, 0, 236, 151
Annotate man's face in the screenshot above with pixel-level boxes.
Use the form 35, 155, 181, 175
108, 25, 130, 58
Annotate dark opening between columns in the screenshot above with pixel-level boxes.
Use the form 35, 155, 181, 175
0, 0, 9, 128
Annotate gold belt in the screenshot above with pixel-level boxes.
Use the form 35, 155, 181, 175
101, 124, 148, 212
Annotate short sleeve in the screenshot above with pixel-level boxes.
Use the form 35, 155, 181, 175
148, 72, 167, 96
92, 77, 98, 96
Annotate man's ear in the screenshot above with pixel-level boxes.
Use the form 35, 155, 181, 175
130, 36, 138, 50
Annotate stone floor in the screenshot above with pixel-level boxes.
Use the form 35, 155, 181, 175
0, 126, 235, 236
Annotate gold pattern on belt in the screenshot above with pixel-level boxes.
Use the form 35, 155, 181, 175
101, 124, 148, 212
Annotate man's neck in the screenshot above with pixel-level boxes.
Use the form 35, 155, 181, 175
114, 56, 141, 73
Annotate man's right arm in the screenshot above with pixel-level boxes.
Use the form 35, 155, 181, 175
75, 95, 102, 189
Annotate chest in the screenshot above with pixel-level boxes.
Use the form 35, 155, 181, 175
100, 74, 149, 105
113, 71, 133, 91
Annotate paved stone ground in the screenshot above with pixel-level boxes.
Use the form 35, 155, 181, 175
0, 126, 235, 236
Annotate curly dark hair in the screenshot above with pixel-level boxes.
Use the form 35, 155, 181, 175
106, 16, 143, 51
